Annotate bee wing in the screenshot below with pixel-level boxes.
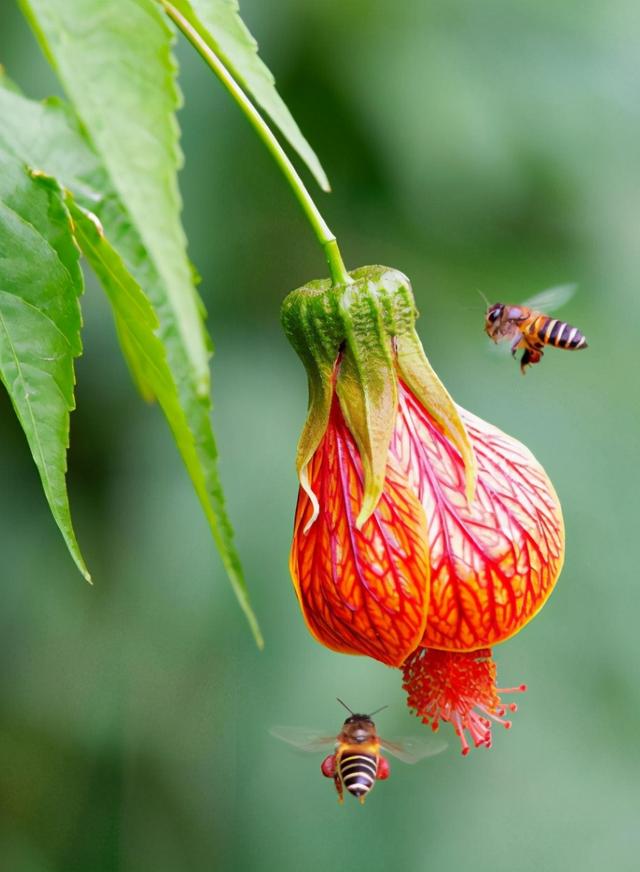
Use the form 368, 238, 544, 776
521, 283, 578, 313
270, 726, 336, 752
380, 735, 448, 764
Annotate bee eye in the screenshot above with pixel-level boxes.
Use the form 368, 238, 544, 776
489, 309, 500, 322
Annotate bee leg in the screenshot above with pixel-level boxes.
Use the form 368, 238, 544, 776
321, 754, 336, 778
520, 347, 543, 374
376, 756, 390, 781
510, 336, 522, 358
321, 754, 343, 803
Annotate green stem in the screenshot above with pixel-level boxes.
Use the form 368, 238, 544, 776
161, 1, 352, 286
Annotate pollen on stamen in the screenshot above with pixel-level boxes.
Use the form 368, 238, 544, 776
401, 647, 526, 755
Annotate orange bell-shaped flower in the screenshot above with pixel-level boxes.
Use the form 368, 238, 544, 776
283, 266, 564, 754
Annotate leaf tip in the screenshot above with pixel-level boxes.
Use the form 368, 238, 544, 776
249, 615, 265, 650
319, 173, 332, 193
355, 491, 378, 530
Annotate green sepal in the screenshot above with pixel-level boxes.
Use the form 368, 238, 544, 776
334, 343, 396, 527
281, 280, 339, 530
282, 264, 476, 526
282, 266, 405, 526
334, 272, 400, 528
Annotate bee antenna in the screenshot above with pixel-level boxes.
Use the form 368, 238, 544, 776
336, 697, 354, 715
476, 288, 491, 308
367, 704, 389, 718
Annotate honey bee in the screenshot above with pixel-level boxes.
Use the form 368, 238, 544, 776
483, 284, 588, 373
271, 699, 446, 805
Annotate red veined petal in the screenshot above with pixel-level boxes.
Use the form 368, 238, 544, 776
392, 382, 564, 651
290, 400, 430, 667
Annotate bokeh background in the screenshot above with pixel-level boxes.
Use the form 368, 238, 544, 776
1, 1, 639, 870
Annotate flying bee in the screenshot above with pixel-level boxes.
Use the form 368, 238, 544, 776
271, 699, 447, 805
483, 284, 588, 373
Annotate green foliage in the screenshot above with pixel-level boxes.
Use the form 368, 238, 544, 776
0, 150, 88, 579
1, 2, 639, 870
167, 0, 330, 190
69, 199, 263, 646
19, 0, 210, 391
0, 74, 262, 643
0, 0, 328, 641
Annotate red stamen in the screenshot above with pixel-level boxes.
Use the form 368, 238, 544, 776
402, 647, 526, 755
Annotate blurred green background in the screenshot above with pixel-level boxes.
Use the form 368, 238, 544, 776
1, 1, 639, 870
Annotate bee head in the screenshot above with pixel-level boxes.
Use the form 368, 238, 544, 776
337, 699, 387, 742
486, 303, 504, 323
485, 303, 504, 337
342, 714, 376, 744
343, 714, 374, 726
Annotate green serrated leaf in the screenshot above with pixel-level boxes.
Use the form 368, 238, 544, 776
19, 0, 211, 395
68, 200, 262, 646
0, 61, 261, 642
0, 85, 157, 400
0, 149, 89, 580
167, 0, 330, 191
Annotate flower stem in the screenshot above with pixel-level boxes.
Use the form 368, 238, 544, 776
160, 1, 352, 286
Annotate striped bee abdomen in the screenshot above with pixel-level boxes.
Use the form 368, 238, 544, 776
338, 752, 378, 799
531, 316, 588, 350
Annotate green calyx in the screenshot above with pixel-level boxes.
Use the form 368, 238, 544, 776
281, 265, 476, 529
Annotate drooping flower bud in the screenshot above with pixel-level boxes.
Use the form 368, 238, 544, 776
281, 266, 476, 531
283, 266, 564, 753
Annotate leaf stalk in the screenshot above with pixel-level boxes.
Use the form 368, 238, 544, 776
160, 0, 352, 286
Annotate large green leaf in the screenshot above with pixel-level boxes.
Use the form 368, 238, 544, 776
0, 86, 157, 400
20, 0, 210, 392
0, 69, 261, 641
166, 0, 330, 191
68, 199, 262, 645
0, 148, 89, 580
